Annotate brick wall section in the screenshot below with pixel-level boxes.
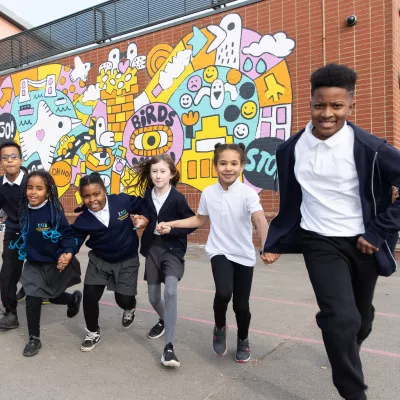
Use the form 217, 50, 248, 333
0, 0, 398, 246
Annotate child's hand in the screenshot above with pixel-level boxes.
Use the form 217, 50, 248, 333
156, 222, 172, 235
133, 215, 149, 229
261, 253, 280, 264
57, 253, 72, 271
357, 236, 379, 255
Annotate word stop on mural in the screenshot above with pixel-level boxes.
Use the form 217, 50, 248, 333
0, 13, 295, 203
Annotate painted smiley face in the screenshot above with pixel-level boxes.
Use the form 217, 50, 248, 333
187, 75, 202, 92
233, 123, 249, 139
180, 94, 193, 109
203, 66, 218, 83
241, 101, 257, 119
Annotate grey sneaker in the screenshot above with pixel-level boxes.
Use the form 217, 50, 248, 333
235, 337, 251, 363
81, 328, 101, 352
122, 309, 135, 328
23, 336, 42, 357
0, 312, 19, 330
212, 326, 227, 356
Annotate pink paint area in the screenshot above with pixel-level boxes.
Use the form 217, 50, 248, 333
122, 102, 183, 168
0, 76, 15, 113
240, 29, 282, 80
260, 122, 271, 138
152, 84, 163, 98
36, 129, 45, 141
19, 108, 34, 116
277, 107, 287, 124
118, 60, 130, 74
276, 128, 286, 140
89, 101, 108, 127
57, 66, 86, 102
262, 106, 272, 118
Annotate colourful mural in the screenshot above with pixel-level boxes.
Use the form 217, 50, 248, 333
0, 13, 296, 203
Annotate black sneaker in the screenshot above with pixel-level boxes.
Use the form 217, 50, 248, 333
122, 309, 135, 328
23, 336, 42, 357
235, 337, 251, 363
161, 342, 180, 367
0, 312, 19, 330
17, 287, 26, 301
212, 326, 227, 356
67, 291, 82, 318
80, 328, 101, 352
148, 319, 165, 339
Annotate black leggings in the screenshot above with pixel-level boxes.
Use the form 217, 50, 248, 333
83, 284, 136, 332
26, 293, 74, 337
211, 255, 254, 340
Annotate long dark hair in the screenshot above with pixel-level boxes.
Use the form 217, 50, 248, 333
10, 170, 64, 260
131, 154, 180, 197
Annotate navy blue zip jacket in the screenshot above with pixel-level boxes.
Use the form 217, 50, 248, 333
71, 193, 149, 263
263, 122, 400, 277
140, 186, 196, 261
26, 202, 76, 263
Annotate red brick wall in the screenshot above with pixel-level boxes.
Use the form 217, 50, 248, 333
0, 0, 397, 245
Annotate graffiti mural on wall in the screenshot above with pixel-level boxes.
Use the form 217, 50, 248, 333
0, 13, 295, 202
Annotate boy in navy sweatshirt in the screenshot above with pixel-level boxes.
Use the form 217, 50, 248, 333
0, 141, 26, 330
262, 64, 400, 400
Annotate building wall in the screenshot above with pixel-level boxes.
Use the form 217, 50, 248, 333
0, 16, 22, 39
0, 0, 397, 244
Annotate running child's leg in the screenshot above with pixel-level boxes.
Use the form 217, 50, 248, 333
115, 292, 136, 328
49, 290, 82, 318
164, 276, 178, 345
211, 255, 234, 356
232, 262, 253, 363
81, 284, 104, 352
24, 295, 42, 357
148, 284, 165, 339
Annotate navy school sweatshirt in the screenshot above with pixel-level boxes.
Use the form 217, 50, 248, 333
25, 201, 76, 263
71, 193, 149, 263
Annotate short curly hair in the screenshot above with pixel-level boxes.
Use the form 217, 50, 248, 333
311, 64, 357, 95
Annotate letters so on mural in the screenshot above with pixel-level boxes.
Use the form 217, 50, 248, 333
0, 13, 295, 203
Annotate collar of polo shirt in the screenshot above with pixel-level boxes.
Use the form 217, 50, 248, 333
305, 121, 349, 150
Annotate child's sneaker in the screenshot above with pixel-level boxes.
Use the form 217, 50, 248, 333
161, 342, 180, 367
67, 291, 82, 318
148, 319, 165, 339
212, 326, 227, 356
122, 309, 135, 328
23, 336, 42, 357
80, 328, 101, 352
235, 337, 251, 363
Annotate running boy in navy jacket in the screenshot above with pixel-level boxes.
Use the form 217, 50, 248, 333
263, 64, 400, 400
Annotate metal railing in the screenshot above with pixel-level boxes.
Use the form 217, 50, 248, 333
0, 0, 236, 72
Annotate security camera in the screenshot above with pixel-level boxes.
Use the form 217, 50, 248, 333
345, 15, 357, 27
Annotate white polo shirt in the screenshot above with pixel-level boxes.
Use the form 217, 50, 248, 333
88, 197, 110, 227
294, 121, 365, 236
152, 186, 171, 235
3, 170, 24, 186
197, 179, 263, 266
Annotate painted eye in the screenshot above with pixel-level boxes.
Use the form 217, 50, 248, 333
134, 130, 168, 150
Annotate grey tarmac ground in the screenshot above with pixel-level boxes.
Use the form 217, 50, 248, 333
0, 241, 399, 400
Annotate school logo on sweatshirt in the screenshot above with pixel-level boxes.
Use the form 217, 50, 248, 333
36, 222, 50, 232
117, 209, 129, 221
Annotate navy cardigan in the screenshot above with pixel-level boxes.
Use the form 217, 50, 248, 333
140, 186, 196, 261
263, 122, 400, 277
71, 193, 149, 262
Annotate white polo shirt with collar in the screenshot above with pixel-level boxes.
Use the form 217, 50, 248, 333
197, 179, 263, 266
152, 185, 171, 235
294, 121, 365, 237
3, 170, 24, 186
88, 197, 110, 227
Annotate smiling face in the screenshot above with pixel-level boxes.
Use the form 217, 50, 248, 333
81, 183, 107, 212
27, 176, 49, 207
310, 86, 353, 139
241, 101, 257, 119
233, 123, 249, 139
214, 149, 244, 189
0, 145, 22, 181
180, 94, 193, 109
203, 66, 218, 83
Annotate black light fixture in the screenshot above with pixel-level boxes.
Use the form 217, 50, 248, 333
345, 15, 357, 27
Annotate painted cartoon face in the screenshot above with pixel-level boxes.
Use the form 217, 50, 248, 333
241, 101, 257, 119
210, 79, 224, 109
233, 123, 249, 139
187, 75, 202, 92
180, 94, 193, 109
203, 66, 218, 83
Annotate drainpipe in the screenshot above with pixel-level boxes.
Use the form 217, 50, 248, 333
322, 0, 326, 65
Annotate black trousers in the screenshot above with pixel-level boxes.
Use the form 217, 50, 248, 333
301, 229, 378, 400
83, 284, 136, 332
26, 293, 74, 337
211, 255, 254, 340
0, 232, 24, 314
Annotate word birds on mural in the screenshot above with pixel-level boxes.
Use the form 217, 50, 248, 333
0, 13, 295, 202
